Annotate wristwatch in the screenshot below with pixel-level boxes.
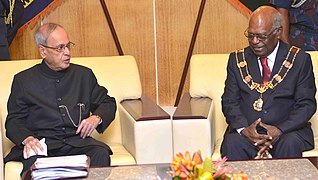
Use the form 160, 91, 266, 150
93, 115, 103, 125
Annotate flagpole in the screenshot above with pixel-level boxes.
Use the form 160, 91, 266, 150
100, 0, 124, 55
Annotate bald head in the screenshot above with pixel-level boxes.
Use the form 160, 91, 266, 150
34, 23, 66, 47
250, 6, 282, 32
246, 6, 283, 57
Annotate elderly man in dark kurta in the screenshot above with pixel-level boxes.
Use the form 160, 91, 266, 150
4, 23, 117, 175
221, 6, 316, 160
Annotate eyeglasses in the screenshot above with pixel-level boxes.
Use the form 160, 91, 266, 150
244, 28, 278, 41
41, 42, 75, 53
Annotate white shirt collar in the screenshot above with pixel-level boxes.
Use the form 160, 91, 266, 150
258, 41, 280, 71
267, 41, 279, 65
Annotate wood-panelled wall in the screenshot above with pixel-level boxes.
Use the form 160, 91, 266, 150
9, 0, 250, 106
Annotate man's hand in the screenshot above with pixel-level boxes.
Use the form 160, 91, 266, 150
255, 141, 272, 159
23, 136, 43, 159
259, 122, 282, 145
241, 118, 271, 146
76, 115, 101, 139
255, 122, 282, 158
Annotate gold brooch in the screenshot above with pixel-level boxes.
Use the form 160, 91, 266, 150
244, 75, 252, 83
283, 60, 293, 69
274, 74, 282, 82
239, 61, 247, 68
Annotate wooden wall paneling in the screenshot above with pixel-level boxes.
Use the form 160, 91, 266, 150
105, 0, 156, 102
194, 0, 249, 54
156, 0, 202, 106
174, 0, 207, 106
8, 0, 251, 106
157, 0, 249, 106
100, 0, 124, 55
42, 0, 119, 57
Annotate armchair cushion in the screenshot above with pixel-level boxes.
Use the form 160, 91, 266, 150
189, 54, 228, 143
189, 54, 227, 100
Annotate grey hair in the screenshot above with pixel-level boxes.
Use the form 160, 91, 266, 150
272, 11, 282, 30
34, 23, 64, 47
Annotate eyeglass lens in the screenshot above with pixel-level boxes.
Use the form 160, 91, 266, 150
244, 29, 277, 41
57, 42, 74, 52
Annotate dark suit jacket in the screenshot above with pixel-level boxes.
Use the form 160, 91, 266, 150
221, 41, 317, 150
4, 61, 117, 162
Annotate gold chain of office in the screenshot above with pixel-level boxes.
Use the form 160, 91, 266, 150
235, 46, 300, 94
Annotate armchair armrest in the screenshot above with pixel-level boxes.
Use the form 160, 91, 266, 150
121, 96, 170, 121
174, 93, 211, 119
120, 96, 173, 164
173, 93, 214, 158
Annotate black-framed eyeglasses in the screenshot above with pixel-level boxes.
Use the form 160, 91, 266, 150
41, 42, 75, 53
244, 28, 278, 41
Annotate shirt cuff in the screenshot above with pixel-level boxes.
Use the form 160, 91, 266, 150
236, 127, 245, 135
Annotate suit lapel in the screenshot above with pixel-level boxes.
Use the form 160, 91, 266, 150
270, 41, 289, 80
264, 41, 290, 100
245, 47, 263, 84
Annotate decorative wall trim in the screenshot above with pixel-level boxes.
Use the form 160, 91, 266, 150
174, 0, 207, 106
100, 0, 124, 55
226, 0, 252, 18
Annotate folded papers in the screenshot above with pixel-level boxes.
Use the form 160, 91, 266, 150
23, 138, 48, 159
31, 154, 90, 180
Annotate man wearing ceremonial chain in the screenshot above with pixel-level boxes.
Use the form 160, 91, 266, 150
221, 6, 316, 160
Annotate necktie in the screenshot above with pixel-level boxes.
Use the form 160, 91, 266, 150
260, 57, 271, 83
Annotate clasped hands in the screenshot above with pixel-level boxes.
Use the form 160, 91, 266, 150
241, 118, 282, 159
23, 115, 101, 159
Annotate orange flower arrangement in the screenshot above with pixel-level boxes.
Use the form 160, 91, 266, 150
167, 150, 248, 180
